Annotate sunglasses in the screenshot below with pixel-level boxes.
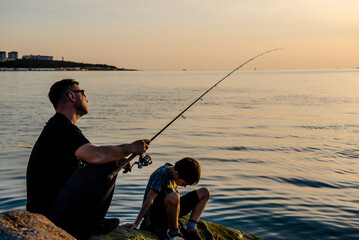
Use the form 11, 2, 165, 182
71, 90, 86, 97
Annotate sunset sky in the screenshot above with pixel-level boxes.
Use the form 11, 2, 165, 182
1, 0, 358, 70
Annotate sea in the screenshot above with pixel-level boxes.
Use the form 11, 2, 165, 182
1, 69, 359, 240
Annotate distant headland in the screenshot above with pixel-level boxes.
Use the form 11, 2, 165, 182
0, 51, 136, 71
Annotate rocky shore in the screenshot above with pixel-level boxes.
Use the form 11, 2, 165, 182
0, 210, 262, 240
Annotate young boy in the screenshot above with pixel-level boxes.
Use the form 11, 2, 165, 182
126, 157, 210, 240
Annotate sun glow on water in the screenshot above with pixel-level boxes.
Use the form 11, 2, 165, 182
1, 70, 359, 239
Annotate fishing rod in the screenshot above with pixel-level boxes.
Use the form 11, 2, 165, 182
108, 48, 282, 180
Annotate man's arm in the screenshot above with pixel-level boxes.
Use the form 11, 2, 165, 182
75, 139, 150, 164
125, 189, 158, 229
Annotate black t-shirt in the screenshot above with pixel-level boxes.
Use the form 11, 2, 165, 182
26, 113, 90, 213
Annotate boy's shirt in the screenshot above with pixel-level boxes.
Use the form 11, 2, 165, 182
143, 163, 178, 205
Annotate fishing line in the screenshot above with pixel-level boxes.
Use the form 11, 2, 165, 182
108, 48, 282, 180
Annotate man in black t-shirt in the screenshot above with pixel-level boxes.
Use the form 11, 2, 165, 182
26, 79, 151, 239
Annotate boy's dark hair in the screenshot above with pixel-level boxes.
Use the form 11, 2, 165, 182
48, 79, 79, 109
174, 157, 201, 185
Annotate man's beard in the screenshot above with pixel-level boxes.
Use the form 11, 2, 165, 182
75, 103, 88, 117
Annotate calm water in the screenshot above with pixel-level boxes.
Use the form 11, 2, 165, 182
1, 70, 359, 239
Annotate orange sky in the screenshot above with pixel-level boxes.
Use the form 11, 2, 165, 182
1, 0, 358, 70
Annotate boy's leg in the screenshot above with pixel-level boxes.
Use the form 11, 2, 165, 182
164, 192, 191, 239
188, 188, 211, 222
164, 191, 181, 230
180, 187, 210, 222
179, 188, 210, 240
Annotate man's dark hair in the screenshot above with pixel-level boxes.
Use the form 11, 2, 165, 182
48, 79, 79, 109
174, 157, 201, 185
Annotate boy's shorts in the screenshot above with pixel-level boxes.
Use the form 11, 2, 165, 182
149, 190, 199, 225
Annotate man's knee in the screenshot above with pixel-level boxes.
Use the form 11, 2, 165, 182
197, 187, 211, 201
165, 192, 180, 207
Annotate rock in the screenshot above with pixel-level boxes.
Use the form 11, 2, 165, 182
89, 215, 262, 240
138, 215, 262, 240
87, 226, 158, 240
0, 210, 262, 240
0, 210, 156, 240
0, 210, 75, 240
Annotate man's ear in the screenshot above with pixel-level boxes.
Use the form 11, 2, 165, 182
67, 91, 76, 102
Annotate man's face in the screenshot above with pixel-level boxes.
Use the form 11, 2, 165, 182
71, 84, 88, 116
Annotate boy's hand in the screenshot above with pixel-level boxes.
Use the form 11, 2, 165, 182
122, 222, 139, 229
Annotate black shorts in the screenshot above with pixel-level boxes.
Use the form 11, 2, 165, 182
149, 190, 199, 225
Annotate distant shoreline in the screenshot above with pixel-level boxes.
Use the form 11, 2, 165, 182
0, 59, 137, 71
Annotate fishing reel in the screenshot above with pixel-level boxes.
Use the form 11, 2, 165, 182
135, 154, 152, 169
123, 154, 152, 173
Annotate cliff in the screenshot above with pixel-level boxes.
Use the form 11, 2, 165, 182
0, 210, 262, 240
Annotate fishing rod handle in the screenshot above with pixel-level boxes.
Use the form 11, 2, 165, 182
108, 153, 137, 180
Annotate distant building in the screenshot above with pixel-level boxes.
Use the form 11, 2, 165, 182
8, 51, 18, 59
0, 51, 6, 59
22, 54, 53, 61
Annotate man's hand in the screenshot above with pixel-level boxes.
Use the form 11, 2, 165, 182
116, 158, 132, 174
122, 162, 132, 174
75, 139, 151, 165
122, 222, 139, 229
129, 139, 151, 155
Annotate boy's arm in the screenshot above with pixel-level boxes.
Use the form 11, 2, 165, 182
130, 189, 158, 229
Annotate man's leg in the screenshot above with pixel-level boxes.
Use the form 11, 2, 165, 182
46, 162, 119, 238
